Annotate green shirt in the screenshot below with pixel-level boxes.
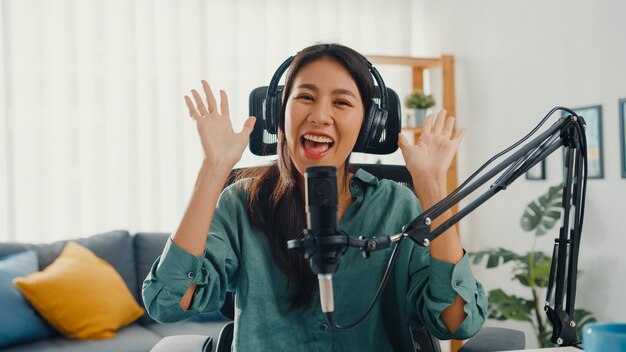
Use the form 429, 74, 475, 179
142, 169, 487, 351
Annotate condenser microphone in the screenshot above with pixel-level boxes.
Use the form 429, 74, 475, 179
304, 166, 341, 313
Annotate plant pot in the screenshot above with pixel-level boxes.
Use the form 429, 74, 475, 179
413, 108, 427, 127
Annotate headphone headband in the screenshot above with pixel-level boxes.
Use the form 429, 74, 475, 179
354, 52, 387, 111
267, 56, 293, 101
264, 52, 388, 132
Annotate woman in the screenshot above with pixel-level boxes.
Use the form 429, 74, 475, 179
143, 43, 487, 351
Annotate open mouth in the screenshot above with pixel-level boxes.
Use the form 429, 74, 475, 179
301, 133, 335, 158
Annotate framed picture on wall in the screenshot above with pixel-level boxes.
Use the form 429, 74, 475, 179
619, 98, 626, 178
526, 160, 546, 180
565, 105, 604, 179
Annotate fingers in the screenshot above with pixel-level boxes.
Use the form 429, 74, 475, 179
432, 110, 447, 134
235, 117, 256, 148
241, 116, 256, 135
191, 89, 209, 116
185, 82, 239, 126
186, 81, 227, 120
398, 132, 419, 156
442, 115, 455, 138
421, 114, 434, 134
220, 90, 230, 117
201, 80, 218, 114
428, 110, 458, 140
397, 132, 410, 149
185, 95, 200, 119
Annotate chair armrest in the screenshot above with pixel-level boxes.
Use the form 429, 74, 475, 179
216, 322, 235, 352
150, 335, 213, 352
459, 327, 525, 352
411, 327, 441, 352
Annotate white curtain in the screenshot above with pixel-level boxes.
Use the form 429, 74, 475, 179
0, 0, 416, 243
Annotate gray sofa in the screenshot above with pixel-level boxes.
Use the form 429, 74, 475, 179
0, 230, 229, 352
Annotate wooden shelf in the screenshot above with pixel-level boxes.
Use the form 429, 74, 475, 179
372, 53, 458, 207
367, 55, 442, 69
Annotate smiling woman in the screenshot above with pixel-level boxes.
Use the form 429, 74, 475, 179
141, 43, 487, 351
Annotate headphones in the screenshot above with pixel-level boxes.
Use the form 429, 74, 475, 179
249, 49, 400, 155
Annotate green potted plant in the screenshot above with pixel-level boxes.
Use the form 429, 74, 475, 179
405, 90, 435, 127
470, 184, 596, 347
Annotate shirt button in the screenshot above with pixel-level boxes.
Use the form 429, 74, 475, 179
453, 280, 462, 288
319, 323, 328, 331
187, 272, 195, 279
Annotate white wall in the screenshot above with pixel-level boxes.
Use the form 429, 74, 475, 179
411, 0, 626, 347
0, 0, 416, 242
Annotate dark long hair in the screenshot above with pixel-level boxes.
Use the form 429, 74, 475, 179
244, 43, 375, 309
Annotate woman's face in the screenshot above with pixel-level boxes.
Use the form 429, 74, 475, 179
284, 57, 365, 176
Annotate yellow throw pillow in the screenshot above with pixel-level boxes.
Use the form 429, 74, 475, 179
13, 241, 144, 339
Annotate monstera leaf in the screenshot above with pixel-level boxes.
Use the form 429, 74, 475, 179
521, 183, 563, 236
514, 251, 552, 288
487, 289, 534, 323
470, 247, 523, 268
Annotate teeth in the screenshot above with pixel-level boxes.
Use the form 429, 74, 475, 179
303, 134, 334, 144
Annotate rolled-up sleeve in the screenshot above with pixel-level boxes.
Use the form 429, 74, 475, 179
142, 185, 242, 323
407, 248, 488, 340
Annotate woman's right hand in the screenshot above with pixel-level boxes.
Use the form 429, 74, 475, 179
185, 80, 256, 167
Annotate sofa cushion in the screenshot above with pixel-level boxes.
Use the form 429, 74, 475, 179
14, 242, 145, 339
0, 324, 163, 352
0, 251, 56, 348
0, 230, 139, 301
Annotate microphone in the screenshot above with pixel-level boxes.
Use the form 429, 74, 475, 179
288, 166, 402, 329
304, 166, 342, 313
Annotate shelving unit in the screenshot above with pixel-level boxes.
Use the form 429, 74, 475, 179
366, 55, 458, 210
366, 54, 463, 352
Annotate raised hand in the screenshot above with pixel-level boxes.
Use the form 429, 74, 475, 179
184, 80, 256, 168
398, 110, 465, 197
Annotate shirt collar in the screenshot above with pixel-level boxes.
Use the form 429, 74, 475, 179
346, 168, 379, 216
352, 168, 379, 186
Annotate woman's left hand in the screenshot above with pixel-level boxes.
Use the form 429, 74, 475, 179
398, 110, 465, 196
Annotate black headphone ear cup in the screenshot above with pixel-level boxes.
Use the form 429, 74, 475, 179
369, 108, 388, 147
265, 92, 283, 135
355, 103, 387, 152
265, 95, 275, 134
354, 104, 376, 152
274, 92, 283, 133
